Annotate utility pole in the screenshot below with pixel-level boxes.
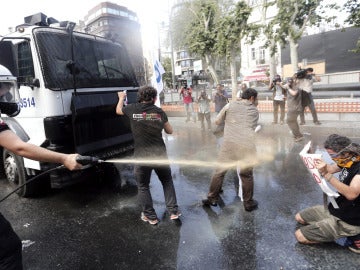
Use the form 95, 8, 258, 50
169, 1, 176, 90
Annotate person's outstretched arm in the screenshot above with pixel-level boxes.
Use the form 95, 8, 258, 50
0, 130, 82, 170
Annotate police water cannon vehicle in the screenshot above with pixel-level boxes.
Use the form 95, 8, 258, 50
0, 13, 139, 197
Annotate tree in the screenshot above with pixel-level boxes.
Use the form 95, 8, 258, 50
184, 0, 221, 84
262, 0, 279, 80
216, 1, 259, 96
344, 0, 360, 52
272, 0, 323, 73
161, 57, 173, 89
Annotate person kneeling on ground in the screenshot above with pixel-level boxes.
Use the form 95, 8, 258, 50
295, 134, 360, 253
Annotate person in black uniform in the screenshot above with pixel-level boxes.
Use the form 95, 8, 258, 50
0, 65, 82, 270
0, 120, 82, 270
116, 86, 180, 225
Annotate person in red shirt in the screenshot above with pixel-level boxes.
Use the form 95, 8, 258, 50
179, 85, 196, 122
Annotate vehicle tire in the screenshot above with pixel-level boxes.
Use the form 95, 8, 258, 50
97, 163, 122, 191
2, 149, 47, 197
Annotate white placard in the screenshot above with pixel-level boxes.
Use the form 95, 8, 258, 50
299, 141, 339, 208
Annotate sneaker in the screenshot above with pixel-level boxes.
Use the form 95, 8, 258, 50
272, 121, 277, 125
202, 198, 218, 207
299, 122, 305, 125
244, 199, 258, 212
170, 212, 182, 220
314, 121, 322, 125
348, 239, 360, 254
141, 212, 159, 225
280, 121, 284, 125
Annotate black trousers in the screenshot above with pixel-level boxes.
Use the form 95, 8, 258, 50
0, 213, 23, 270
134, 165, 179, 220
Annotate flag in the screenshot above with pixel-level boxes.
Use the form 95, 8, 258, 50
152, 59, 165, 107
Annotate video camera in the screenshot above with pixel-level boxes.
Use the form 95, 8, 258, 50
272, 75, 281, 84
272, 78, 281, 84
295, 69, 308, 79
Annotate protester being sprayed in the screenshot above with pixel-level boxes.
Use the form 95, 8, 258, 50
295, 134, 360, 253
203, 88, 260, 211
116, 86, 180, 225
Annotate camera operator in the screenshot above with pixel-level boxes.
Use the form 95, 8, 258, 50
283, 75, 304, 142
268, 75, 286, 125
297, 67, 321, 125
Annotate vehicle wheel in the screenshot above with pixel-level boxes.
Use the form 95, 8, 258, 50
2, 149, 46, 197
97, 163, 122, 191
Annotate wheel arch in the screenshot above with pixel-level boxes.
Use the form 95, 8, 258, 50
0, 117, 29, 177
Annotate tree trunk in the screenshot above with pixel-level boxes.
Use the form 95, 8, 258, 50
269, 40, 277, 79
230, 49, 238, 100
289, 37, 299, 74
205, 54, 219, 85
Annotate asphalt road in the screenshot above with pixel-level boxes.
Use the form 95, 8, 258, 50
1, 117, 360, 270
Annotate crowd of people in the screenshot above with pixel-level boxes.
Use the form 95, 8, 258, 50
1, 71, 359, 269
170, 71, 360, 255
177, 67, 322, 138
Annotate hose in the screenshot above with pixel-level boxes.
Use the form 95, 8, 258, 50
0, 165, 63, 203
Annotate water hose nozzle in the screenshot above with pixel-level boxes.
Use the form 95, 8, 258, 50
76, 155, 104, 166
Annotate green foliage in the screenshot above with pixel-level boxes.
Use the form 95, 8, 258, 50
184, 0, 219, 57
344, 0, 360, 52
161, 57, 173, 88
274, 0, 322, 45
216, 1, 258, 58
344, 0, 360, 27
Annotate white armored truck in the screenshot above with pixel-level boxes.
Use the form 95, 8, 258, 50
0, 13, 139, 196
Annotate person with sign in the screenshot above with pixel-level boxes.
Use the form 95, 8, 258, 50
295, 134, 360, 253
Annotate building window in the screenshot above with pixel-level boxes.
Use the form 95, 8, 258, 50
251, 48, 256, 60
259, 47, 265, 60
120, 11, 128, 17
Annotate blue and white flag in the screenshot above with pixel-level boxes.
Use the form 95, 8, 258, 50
152, 59, 165, 107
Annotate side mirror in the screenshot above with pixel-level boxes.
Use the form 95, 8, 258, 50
30, 78, 40, 89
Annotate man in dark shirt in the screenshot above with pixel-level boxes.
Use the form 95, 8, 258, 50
212, 84, 228, 114
295, 134, 360, 253
116, 86, 180, 225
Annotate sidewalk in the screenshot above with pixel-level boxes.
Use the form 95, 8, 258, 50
164, 98, 360, 138
168, 115, 360, 139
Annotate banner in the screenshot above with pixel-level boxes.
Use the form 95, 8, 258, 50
299, 141, 339, 208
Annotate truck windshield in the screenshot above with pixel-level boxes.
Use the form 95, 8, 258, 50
34, 28, 138, 90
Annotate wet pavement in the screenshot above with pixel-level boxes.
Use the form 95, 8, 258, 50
1, 117, 360, 270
